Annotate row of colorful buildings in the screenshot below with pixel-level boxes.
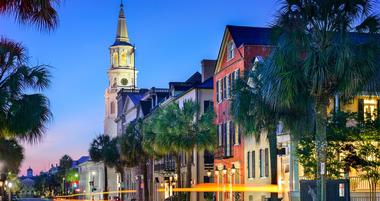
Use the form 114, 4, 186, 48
76, 3, 379, 201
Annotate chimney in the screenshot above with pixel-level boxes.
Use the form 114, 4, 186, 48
201, 59, 216, 82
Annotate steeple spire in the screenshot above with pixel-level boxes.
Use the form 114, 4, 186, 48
116, 2, 129, 43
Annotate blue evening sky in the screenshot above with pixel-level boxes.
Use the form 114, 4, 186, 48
2, 0, 280, 175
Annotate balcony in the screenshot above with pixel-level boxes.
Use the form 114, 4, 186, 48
154, 156, 175, 173
214, 146, 233, 160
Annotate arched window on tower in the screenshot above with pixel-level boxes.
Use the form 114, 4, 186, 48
113, 52, 118, 66
127, 53, 131, 65
120, 52, 127, 66
110, 101, 115, 114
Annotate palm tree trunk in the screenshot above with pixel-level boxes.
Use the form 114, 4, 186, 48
119, 169, 125, 201
104, 164, 109, 201
175, 154, 182, 201
315, 102, 327, 201
142, 162, 150, 201
149, 159, 154, 201
186, 151, 192, 201
175, 154, 182, 188
289, 135, 300, 201
268, 130, 279, 200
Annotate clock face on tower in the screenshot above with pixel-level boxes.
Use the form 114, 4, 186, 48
121, 78, 128, 86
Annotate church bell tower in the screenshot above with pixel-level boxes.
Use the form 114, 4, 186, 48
104, 3, 138, 137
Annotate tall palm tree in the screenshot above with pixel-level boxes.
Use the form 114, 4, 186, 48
261, 1, 380, 200
231, 68, 280, 200
89, 135, 115, 201
0, 138, 23, 174
0, 0, 61, 31
119, 120, 150, 201
154, 101, 216, 201
0, 38, 52, 143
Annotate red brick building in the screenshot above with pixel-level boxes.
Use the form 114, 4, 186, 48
213, 25, 273, 201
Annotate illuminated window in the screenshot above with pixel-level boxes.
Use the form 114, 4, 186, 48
113, 52, 118, 66
120, 52, 127, 66
364, 99, 377, 120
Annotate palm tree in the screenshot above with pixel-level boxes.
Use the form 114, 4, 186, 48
231, 68, 280, 200
105, 137, 126, 201
119, 120, 150, 201
89, 135, 115, 201
261, 1, 380, 200
154, 101, 216, 201
0, 138, 23, 174
0, 0, 61, 31
0, 38, 52, 142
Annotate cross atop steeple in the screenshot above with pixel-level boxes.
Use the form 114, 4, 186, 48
116, 1, 129, 43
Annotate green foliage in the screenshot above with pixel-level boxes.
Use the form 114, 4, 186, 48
153, 100, 217, 154
89, 135, 113, 164
59, 155, 73, 172
65, 169, 79, 183
0, 138, 23, 174
0, 0, 61, 31
119, 120, 148, 167
297, 111, 380, 180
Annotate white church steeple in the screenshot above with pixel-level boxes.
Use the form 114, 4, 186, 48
104, 2, 138, 137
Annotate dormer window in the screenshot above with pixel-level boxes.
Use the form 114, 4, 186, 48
227, 41, 235, 60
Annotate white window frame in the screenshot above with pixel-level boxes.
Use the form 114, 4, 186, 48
227, 41, 235, 61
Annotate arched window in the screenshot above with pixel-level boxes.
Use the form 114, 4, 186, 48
120, 52, 127, 66
113, 52, 118, 66
110, 101, 115, 114
127, 54, 131, 65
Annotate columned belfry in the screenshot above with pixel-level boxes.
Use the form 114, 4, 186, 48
104, 2, 137, 137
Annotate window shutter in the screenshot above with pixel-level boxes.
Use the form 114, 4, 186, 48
218, 125, 222, 146
378, 100, 380, 122
265, 148, 269, 177
223, 77, 227, 100
259, 149, 263, 177
247, 151, 251, 178
358, 98, 364, 121
252, 151, 255, 178
223, 123, 227, 156
216, 80, 220, 103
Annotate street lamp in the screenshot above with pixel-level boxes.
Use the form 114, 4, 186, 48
7, 182, 12, 201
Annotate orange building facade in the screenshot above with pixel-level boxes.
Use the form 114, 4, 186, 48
213, 25, 272, 201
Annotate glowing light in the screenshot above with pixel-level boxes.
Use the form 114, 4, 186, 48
157, 183, 280, 193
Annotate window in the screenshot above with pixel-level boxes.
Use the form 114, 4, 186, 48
234, 124, 240, 145
217, 80, 222, 103
112, 52, 118, 66
204, 101, 213, 112
235, 69, 240, 80
120, 52, 127, 66
218, 125, 222, 146
260, 149, 264, 177
223, 77, 227, 100
247, 151, 251, 178
225, 122, 231, 157
252, 151, 256, 178
227, 74, 231, 99
127, 54, 131, 65
265, 148, 269, 177
227, 41, 235, 60
110, 101, 115, 114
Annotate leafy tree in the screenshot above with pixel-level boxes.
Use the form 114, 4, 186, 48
260, 1, 380, 200
297, 111, 380, 200
89, 135, 115, 201
59, 155, 73, 172
153, 100, 216, 201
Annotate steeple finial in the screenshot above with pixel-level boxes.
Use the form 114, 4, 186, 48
116, 1, 129, 42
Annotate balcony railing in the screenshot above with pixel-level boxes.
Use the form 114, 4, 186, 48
214, 146, 233, 160
154, 156, 175, 173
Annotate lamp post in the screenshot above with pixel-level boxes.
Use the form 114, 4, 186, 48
7, 182, 12, 201
90, 171, 96, 201
211, 165, 237, 201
